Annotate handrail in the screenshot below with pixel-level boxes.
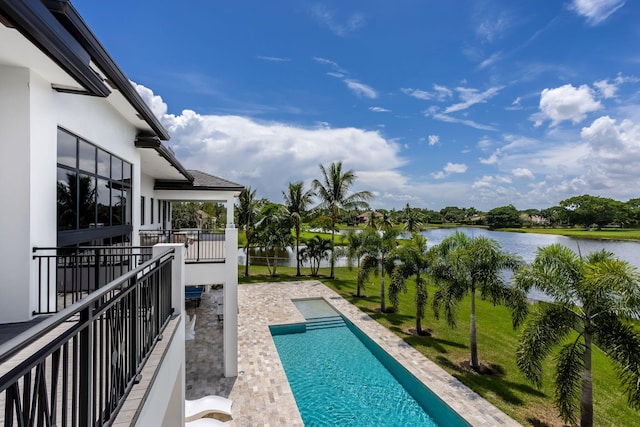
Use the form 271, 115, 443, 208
0, 247, 176, 426
0, 247, 174, 364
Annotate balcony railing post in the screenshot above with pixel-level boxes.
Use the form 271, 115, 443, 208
78, 304, 94, 425
129, 276, 139, 382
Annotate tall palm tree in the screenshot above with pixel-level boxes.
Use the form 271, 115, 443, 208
283, 181, 314, 276
359, 227, 401, 313
312, 162, 372, 279
236, 187, 260, 277
430, 231, 526, 372
390, 233, 432, 335
514, 244, 640, 427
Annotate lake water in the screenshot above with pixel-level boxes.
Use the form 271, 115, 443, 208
239, 227, 640, 271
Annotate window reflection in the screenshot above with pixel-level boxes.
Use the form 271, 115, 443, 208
57, 168, 76, 230
78, 140, 96, 174
77, 174, 96, 228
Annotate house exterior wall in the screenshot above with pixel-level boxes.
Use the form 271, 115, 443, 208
0, 64, 145, 322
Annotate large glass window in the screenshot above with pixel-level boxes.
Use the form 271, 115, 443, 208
57, 128, 133, 245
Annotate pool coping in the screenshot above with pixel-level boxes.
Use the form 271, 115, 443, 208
230, 280, 521, 427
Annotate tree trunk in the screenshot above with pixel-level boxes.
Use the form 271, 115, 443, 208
244, 239, 250, 277
470, 287, 479, 371
295, 225, 301, 276
380, 260, 386, 313
329, 206, 339, 279
580, 333, 593, 427
416, 274, 423, 334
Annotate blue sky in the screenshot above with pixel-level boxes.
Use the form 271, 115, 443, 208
75, 0, 640, 211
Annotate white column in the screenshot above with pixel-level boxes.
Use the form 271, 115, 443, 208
226, 196, 235, 228
223, 226, 238, 377
153, 243, 185, 316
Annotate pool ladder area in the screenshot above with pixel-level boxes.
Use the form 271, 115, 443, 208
305, 315, 346, 331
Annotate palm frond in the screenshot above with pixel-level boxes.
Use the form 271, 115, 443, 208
554, 341, 583, 426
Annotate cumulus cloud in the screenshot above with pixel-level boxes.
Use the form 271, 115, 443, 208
428, 135, 439, 146
512, 168, 535, 179
132, 81, 167, 119
312, 4, 365, 36
133, 83, 406, 205
431, 162, 467, 179
569, 0, 625, 26
536, 84, 601, 126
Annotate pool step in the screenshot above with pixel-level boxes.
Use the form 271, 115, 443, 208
306, 316, 346, 330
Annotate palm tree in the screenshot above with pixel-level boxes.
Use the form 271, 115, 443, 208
514, 244, 640, 427
300, 235, 331, 276
255, 203, 292, 276
390, 233, 432, 335
401, 203, 424, 234
430, 231, 526, 372
312, 162, 372, 278
359, 227, 401, 313
344, 229, 366, 296
283, 181, 314, 276
236, 187, 260, 277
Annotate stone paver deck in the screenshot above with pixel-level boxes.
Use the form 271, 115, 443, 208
186, 281, 521, 426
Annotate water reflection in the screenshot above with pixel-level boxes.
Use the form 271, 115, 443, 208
239, 227, 640, 272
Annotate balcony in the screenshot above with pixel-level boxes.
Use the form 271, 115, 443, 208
140, 229, 225, 263
0, 248, 179, 426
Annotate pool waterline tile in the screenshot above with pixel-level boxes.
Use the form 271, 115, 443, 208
186, 281, 521, 427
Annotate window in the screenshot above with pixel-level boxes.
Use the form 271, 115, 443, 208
157, 199, 161, 223
141, 196, 146, 225
150, 198, 154, 224
57, 128, 133, 246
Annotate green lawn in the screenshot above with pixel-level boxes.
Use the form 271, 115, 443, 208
238, 266, 640, 427
500, 226, 640, 241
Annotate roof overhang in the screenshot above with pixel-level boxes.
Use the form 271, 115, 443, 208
135, 136, 194, 181
0, 0, 109, 96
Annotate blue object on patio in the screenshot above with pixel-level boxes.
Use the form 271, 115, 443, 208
185, 287, 204, 307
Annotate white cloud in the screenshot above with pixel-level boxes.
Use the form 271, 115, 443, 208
133, 83, 405, 206
431, 112, 497, 131
537, 84, 601, 126
313, 57, 347, 73
478, 52, 502, 69
369, 106, 390, 113
479, 151, 500, 164
401, 84, 452, 102
444, 86, 502, 113
593, 79, 618, 98
432, 162, 467, 179
256, 56, 290, 62
428, 135, 439, 146
312, 4, 365, 36
512, 168, 535, 179
132, 81, 167, 119
345, 80, 378, 99
570, 0, 625, 26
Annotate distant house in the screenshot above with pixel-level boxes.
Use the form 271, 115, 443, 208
0, 2, 241, 425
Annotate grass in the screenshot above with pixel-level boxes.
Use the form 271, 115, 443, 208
500, 226, 640, 241
238, 265, 640, 427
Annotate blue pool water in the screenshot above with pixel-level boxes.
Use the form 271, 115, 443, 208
270, 298, 469, 427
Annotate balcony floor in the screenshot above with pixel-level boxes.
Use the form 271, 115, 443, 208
0, 317, 47, 345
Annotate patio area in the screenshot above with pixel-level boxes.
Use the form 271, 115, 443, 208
185, 281, 521, 427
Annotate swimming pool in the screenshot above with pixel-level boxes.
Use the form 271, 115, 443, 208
270, 298, 469, 426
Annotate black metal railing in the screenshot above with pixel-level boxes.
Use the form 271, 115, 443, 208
0, 248, 175, 427
32, 246, 153, 315
139, 229, 225, 263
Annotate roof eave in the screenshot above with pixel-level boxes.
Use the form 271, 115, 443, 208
44, 0, 171, 140
135, 136, 193, 182
0, 0, 110, 97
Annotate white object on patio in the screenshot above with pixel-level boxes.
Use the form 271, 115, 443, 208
185, 395, 233, 422
185, 314, 197, 340
185, 417, 228, 426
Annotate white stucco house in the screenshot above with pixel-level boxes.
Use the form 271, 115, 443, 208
0, 1, 242, 425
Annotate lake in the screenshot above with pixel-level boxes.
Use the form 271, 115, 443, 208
240, 227, 640, 271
